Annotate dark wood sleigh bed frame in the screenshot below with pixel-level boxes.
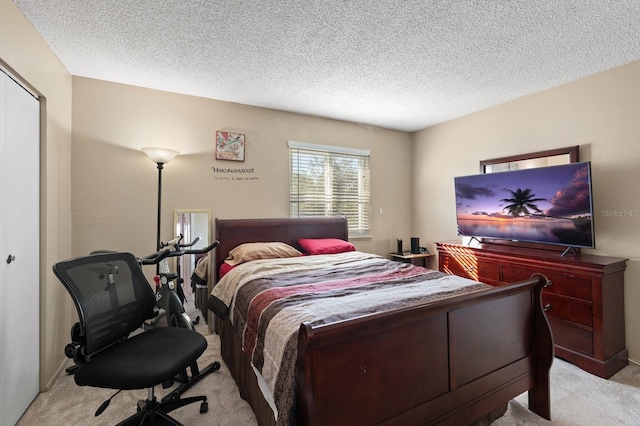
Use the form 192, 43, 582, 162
212, 217, 553, 426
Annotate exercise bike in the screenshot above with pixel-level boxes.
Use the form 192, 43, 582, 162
144, 234, 218, 330
139, 237, 221, 403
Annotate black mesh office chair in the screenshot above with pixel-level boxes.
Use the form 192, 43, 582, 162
53, 251, 209, 425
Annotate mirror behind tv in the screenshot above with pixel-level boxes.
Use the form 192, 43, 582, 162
454, 161, 595, 256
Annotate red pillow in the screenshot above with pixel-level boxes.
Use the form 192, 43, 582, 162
298, 238, 356, 255
219, 262, 235, 279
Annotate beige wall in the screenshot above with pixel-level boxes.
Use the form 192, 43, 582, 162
413, 60, 640, 363
0, 0, 73, 389
71, 76, 414, 263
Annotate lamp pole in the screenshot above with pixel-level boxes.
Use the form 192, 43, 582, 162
155, 162, 164, 252
142, 148, 179, 275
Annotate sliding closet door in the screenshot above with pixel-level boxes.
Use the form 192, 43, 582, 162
0, 70, 40, 426
0, 71, 6, 426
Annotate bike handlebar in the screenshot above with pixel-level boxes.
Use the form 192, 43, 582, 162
183, 240, 219, 255
139, 248, 172, 265
178, 236, 199, 248
141, 240, 219, 262
160, 234, 202, 249
160, 235, 183, 249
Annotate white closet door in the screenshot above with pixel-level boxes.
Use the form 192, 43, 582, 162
1, 71, 40, 426
0, 70, 6, 426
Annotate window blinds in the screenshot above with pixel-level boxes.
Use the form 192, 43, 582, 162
289, 141, 371, 238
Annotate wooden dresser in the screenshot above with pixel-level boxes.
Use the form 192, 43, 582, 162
436, 240, 628, 378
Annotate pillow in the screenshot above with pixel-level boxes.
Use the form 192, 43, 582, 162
298, 238, 356, 255
224, 242, 302, 266
219, 262, 235, 279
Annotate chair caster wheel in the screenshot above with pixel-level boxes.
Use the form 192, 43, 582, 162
169, 390, 180, 401
200, 402, 208, 413
213, 361, 220, 371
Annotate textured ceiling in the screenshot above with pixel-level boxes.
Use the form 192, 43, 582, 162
13, 0, 640, 132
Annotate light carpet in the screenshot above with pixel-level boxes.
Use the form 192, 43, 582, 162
494, 357, 640, 425
18, 301, 259, 426
17, 323, 640, 425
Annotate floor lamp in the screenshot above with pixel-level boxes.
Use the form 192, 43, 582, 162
142, 148, 179, 273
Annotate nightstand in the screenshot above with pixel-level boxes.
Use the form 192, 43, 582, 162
389, 251, 434, 268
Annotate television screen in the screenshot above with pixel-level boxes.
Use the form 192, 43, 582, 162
454, 162, 595, 248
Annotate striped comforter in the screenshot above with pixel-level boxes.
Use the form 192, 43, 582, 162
210, 251, 490, 425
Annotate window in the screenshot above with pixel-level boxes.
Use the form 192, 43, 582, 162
289, 141, 371, 238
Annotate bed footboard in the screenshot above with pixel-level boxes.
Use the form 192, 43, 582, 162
296, 275, 553, 426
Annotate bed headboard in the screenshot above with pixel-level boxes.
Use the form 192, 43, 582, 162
213, 217, 348, 281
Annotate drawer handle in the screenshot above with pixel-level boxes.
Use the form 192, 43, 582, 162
544, 303, 552, 312
544, 280, 552, 288
464, 266, 476, 272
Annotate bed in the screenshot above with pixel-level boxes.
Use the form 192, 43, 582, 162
209, 217, 553, 426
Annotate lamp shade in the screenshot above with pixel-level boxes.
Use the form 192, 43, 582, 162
142, 147, 179, 164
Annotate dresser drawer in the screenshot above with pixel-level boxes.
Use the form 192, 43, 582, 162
440, 254, 500, 283
502, 267, 592, 301
548, 317, 593, 356
542, 293, 592, 327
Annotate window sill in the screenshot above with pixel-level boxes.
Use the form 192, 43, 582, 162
349, 234, 372, 240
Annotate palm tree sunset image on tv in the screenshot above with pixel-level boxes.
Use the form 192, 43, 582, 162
454, 162, 595, 249
501, 188, 545, 217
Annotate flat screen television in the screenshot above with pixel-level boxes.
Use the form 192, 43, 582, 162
454, 161, 595, 251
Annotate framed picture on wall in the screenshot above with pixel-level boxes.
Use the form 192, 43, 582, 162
216, 131, 245, 162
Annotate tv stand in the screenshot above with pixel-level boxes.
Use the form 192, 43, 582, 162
467, 236, 482, 245
561, 246, 580, 257
436, 240, 628, 379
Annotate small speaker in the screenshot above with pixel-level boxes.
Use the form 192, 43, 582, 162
410, 237, 420, 254
397, 239, 403, 254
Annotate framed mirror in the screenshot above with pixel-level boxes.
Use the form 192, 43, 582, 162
480, 146, 579, 173
174, 210, 211, 329
174, 210, 210, 249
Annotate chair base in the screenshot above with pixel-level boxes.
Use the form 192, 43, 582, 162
116, 394, 208, 426
161, 361, 221, 403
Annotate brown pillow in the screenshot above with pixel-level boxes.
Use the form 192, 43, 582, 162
224, 242, 302, 266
